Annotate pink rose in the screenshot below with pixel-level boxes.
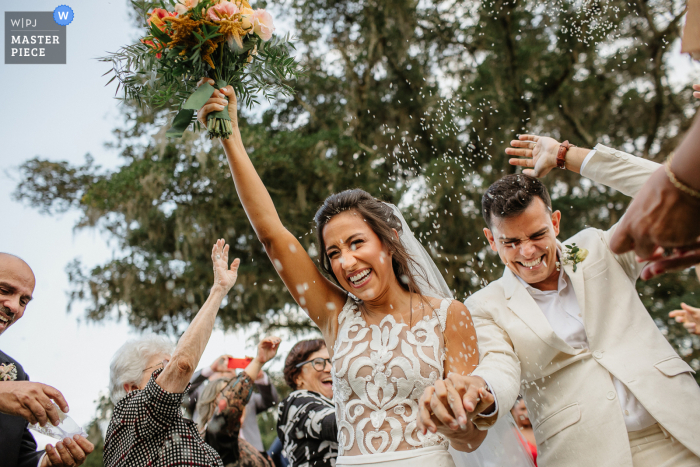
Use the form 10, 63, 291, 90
251, 9, 274, 41
208, 1, 239, 21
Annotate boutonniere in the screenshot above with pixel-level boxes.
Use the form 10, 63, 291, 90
556, 243, 589, 272
0, 363, 18, 381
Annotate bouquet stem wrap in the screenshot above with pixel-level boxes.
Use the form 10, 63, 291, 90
166, 80, 232, 139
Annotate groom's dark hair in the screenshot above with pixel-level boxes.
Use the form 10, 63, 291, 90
482, 174, 552, 228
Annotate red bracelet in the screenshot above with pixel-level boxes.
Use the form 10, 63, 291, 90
557, 140, 575, 169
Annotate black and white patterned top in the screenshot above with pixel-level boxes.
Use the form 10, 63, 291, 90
104, 368, 223, 467
276, 390, 337, 467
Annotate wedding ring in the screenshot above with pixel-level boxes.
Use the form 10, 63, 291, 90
529, 142, 536, 149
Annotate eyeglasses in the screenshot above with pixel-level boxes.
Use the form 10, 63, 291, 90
295, 357, 332, 372
143, 359, 170, 374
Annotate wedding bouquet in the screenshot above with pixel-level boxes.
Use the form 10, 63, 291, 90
101, 0, 301, 139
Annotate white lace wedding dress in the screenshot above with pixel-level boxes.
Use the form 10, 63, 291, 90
331, 296, 457, 466
328, 204, 534, 467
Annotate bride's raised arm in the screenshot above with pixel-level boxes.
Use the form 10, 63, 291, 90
196, 79, 347, 338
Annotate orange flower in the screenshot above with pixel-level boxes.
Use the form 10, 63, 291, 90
147, 8, 176, 32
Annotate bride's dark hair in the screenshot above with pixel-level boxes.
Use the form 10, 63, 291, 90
314, 189, 428, 296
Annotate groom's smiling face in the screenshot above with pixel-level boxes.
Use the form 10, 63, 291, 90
484, 197, 561, 289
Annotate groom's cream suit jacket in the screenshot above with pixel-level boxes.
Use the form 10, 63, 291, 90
468, 145, 700, 467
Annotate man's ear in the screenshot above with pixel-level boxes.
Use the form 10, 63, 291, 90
551, 210, 562, 237
484, 228, 498, 252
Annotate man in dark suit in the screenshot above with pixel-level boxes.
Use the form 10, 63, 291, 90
0, 253, 94, 467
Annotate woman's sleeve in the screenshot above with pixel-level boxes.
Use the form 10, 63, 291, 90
217, 372, 254, 437
287, 393, 338, 442
120, 369, 187, 439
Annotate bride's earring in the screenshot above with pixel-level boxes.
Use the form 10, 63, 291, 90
555, 261, 561, 272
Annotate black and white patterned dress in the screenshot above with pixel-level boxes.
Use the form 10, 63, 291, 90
104, 368, 223, 467
276, 390, 338, 467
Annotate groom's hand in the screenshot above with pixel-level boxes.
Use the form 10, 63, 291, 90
445, 373, 495, 417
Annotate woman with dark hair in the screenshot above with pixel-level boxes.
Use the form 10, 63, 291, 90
194, 336, 281, 467
276, 339, 337, 467
195, 81, 491, 467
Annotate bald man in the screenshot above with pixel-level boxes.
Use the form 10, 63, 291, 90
0, 253, 94, 467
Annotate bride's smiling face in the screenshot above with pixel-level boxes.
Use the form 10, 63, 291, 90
322, 210, 396, 301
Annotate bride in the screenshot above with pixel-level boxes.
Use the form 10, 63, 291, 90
195, 80, 532, 467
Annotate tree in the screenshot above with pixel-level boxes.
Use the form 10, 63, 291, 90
14, 0, 699, 380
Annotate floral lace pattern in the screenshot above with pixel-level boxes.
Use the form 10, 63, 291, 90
331, 297, 450, 456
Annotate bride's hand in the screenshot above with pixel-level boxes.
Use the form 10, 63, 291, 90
417, 378, 489, 451
196, 78, 239, 133
418, 379, 468, 435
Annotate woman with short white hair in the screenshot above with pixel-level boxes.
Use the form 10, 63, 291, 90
108, 335, 175, 405
103, 239, 241, 467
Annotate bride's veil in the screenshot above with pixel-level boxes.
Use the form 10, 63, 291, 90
387, 203, 535, 467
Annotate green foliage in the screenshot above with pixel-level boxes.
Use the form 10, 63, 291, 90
13, 0, 699, 383
81, 394, 113, 467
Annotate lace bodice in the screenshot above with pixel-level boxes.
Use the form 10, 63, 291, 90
331, 296, 450, 456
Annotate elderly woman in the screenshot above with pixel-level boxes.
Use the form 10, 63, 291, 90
194, 336, 280, 467
104, 239, 240, 467
276, 339, 337, 467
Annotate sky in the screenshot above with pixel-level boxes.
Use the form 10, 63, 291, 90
1, 0, 699, 451
0, 1, 297, 443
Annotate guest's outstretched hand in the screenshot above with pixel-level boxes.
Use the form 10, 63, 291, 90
638, 248, 700, 280
609, 167, 700, 261
693, 83, 700, 99
243, 336, 281, 380
256, 336, 282, 365
669, 302, 700, 335
506, 134, 561, 178
41, 435, 94, 466
211, 239, 240, 294
210, 354, 235, 373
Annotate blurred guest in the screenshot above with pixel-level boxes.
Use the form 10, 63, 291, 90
240, 370, 280, 451
185, 355, 236, 418
277, 339, 337, 467
511, 397, 537, 466
0, 252, 94, 467
187, 354, 280, 452
195, 336, 280, 467
267, 437, 289, 467
104, 239, 239, 467
669, 267, 700, 335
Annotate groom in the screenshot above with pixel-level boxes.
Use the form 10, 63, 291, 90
418, 137, 700, 466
